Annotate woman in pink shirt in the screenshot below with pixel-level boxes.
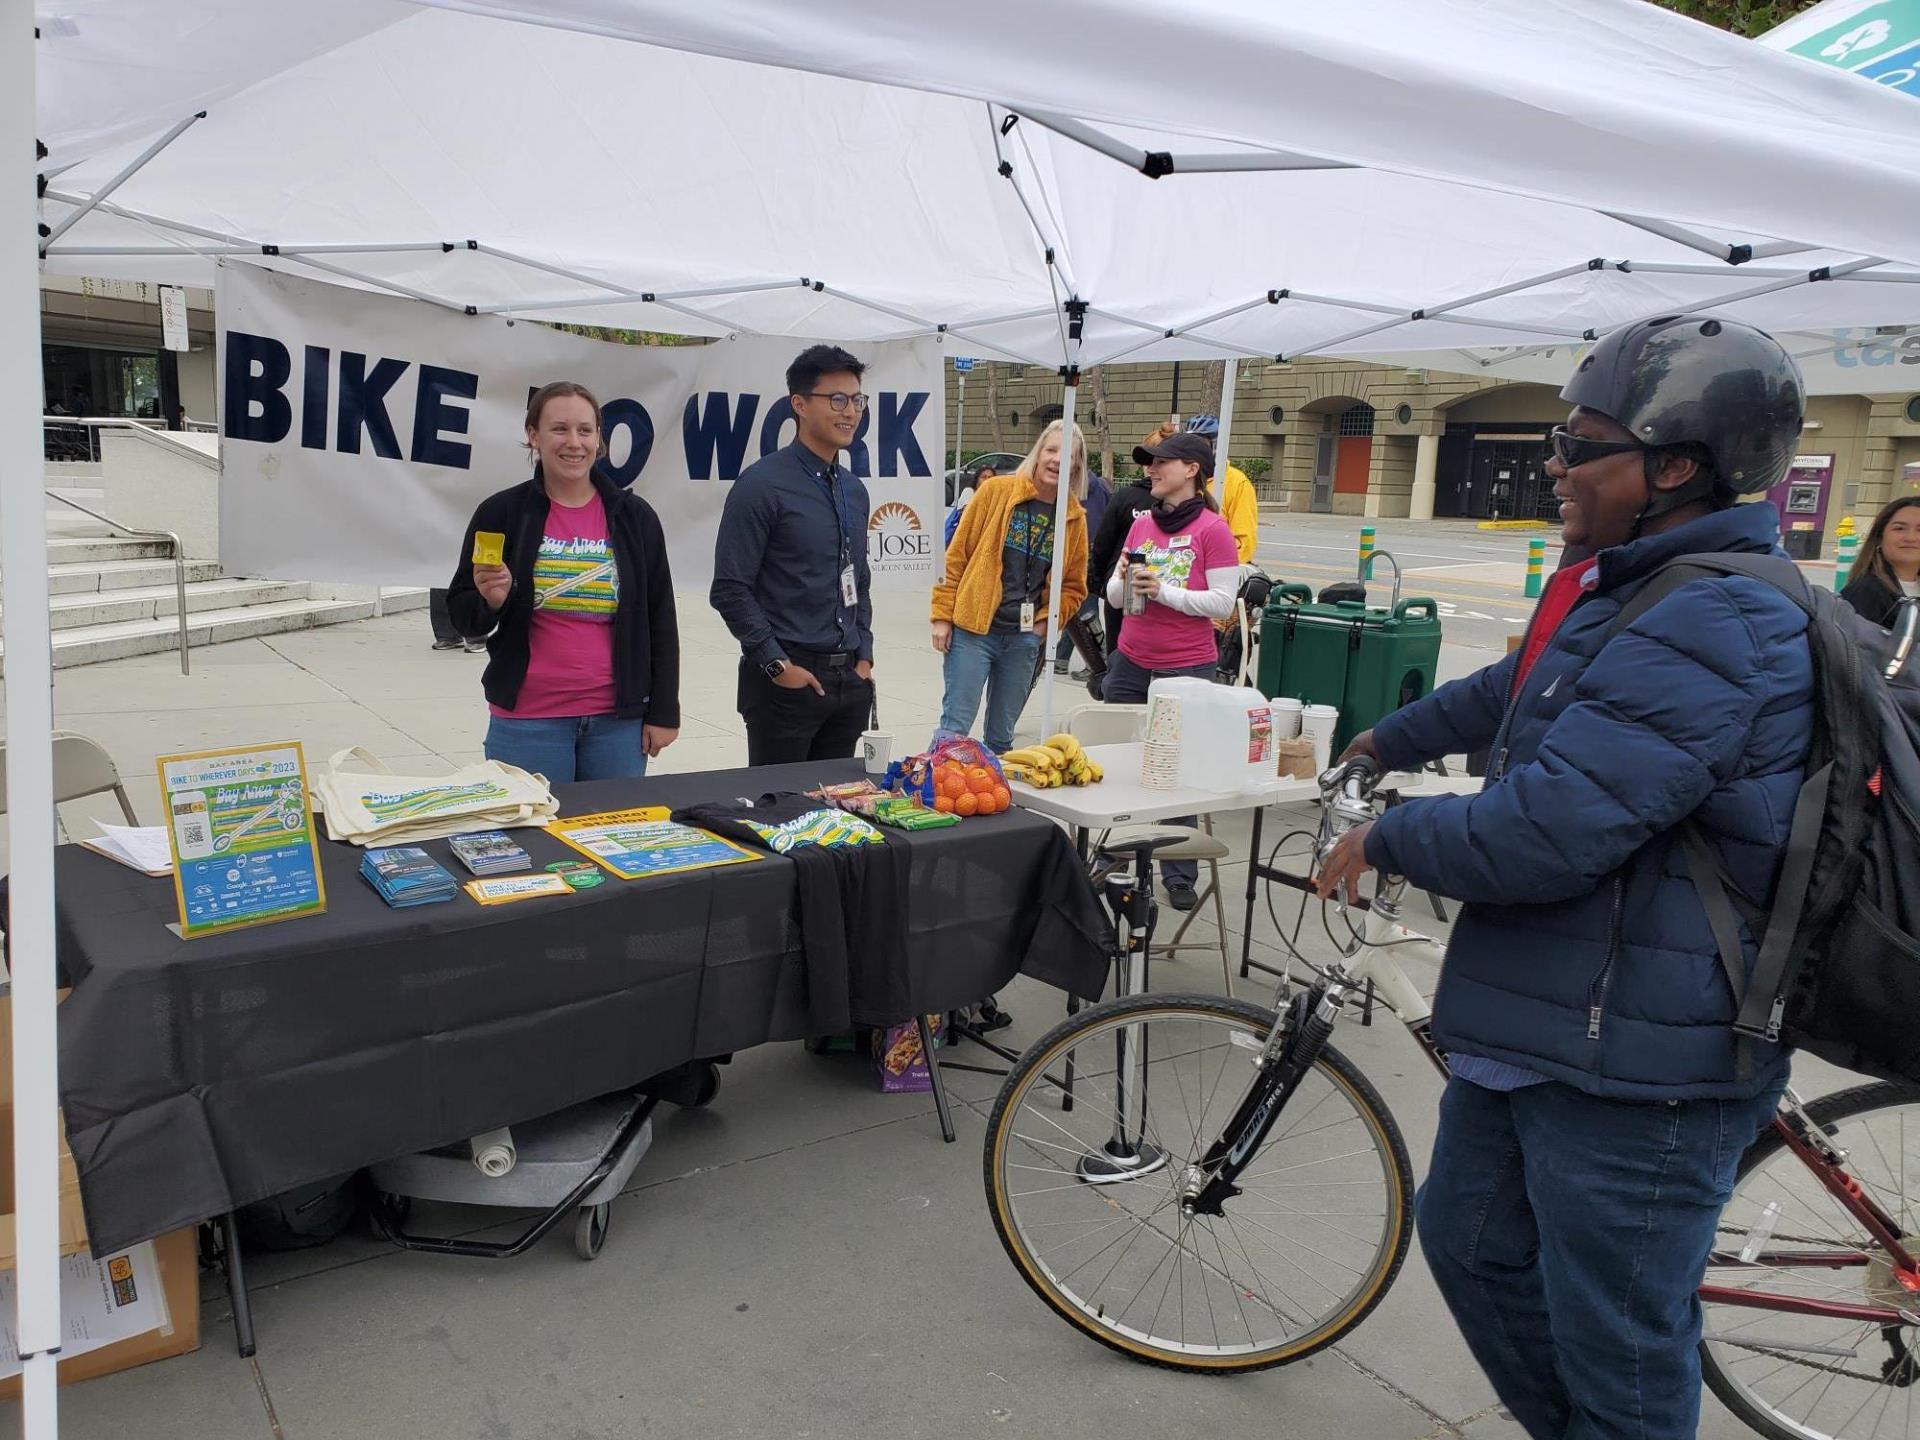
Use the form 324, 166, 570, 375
446, 382, 680, 781
1101, 429, 1238, 908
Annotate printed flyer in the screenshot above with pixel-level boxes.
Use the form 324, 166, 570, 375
548, 810, 760, 879
156, 742, 326, 938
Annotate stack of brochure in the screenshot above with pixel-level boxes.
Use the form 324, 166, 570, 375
447, 830, 532, 876
360, 846, 459, 908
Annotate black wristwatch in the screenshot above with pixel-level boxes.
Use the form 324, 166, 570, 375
762, 658, 789, 681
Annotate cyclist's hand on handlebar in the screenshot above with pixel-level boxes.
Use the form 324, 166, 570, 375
1337, 730, 1379, 767
1314, 821, 1376, 901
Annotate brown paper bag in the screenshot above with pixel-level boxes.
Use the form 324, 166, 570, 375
1276, 737, 1318, 781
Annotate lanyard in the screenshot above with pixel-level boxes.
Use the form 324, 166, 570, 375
815, 460, 853, 573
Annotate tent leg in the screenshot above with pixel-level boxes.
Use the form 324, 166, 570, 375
5, 5, 64, 1437
221, 1213, 259, 1358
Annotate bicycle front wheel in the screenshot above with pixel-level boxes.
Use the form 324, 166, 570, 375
984, 992, 1414, 1373
1701, 1082, 1920, 1440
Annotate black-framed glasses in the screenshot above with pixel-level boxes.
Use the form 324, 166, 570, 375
1549, 427, 1647, 470
804, 391, 870, 413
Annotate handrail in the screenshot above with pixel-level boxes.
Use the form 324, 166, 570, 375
44, 492, 191, 675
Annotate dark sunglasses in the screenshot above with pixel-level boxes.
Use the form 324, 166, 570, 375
1549, 427, 1648, 470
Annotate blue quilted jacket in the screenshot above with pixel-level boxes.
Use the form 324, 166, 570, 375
1365, 503, 1812, 1100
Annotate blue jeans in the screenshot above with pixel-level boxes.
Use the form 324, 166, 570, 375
484, 714, 649, 783
1415, 1075, 1784, 1440
940, 628, 1042, 753
1102, 650, 1216, 888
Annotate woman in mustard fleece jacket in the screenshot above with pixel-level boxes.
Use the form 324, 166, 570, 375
931, 420, 1089, 752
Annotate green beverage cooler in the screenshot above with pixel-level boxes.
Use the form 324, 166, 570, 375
1258, 590, 1443, 754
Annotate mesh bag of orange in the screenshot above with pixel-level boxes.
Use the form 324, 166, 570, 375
888, 733, 1014, 818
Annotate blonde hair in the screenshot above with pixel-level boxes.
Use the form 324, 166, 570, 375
1016, 420, 1089, 500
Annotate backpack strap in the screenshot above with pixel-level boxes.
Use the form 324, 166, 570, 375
1736, 759, 1835, 1044
1607, 551, 1812, 643
1677, 826, 1754, 1080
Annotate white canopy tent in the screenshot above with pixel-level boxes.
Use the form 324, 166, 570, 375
11, 3, 1920, 1429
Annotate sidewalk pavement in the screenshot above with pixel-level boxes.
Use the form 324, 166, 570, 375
0, 597, 1787, 1439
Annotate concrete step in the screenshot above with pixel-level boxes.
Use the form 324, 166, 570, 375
45, 535, 175, 564
379, 587, 431, 614
0, 598, 381, 673
38, 580, 311, 631
47, 558, 225, 595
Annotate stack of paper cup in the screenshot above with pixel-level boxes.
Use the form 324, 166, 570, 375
1141, 693, 1184, 788
1271, 697, 1303, 740
1301, 704, 1340, 776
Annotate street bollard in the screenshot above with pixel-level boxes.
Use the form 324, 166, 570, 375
1358, 524, 1376, 578
1835, 532, 1857, 593
1524, 535, 1546, 599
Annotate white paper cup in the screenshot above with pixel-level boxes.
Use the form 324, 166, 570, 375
1301, 704, 1340, 776
860, 730, 893, 776
1271, 697, 1303, 740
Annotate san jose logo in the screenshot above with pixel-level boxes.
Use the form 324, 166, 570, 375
868, 501, 933, 571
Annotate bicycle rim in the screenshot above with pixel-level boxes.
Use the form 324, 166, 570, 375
1702, 1084, 1920, 1440
984, 992, 1413, 1372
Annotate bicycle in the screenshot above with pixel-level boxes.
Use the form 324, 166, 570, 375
984, 758, 1920, 1440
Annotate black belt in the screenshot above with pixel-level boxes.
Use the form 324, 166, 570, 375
783, 645, 858, 670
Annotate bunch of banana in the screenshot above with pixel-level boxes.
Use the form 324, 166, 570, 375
1003, 736, 1105, 788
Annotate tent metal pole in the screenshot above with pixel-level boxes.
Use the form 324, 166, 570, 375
649, 296, 754, 334
46, 241, 458, 257
1214, 354, 1240, 519
42, 188, 254, 247
40, 108, 205, 251
1602, 259, 1920, 282
6, 4, 64, 1434
1600, 212, 1822, 265
986, 105, 1080, 297
280, 254, 468, 312
1017, 106, 1353, 174
472, 281, 795, 316
1038, 327, 1082, 738
1609, 255, 1888, 332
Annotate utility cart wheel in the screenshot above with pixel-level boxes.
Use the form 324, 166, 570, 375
689, 1063, 721, 1108
574, 1202, 610, 1261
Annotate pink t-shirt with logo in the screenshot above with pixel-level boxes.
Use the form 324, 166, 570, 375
1117, 508, 1239, 671
491, 492, 620, 719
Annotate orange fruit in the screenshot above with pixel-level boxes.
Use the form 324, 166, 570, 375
933, 794, 956, 813
967, 765, 993, 786
942, 773, 968, 800
992, 785, 1012, 812
969, 771, 996, 795
955, 791, 979, 816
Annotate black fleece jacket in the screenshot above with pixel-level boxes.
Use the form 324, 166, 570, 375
446, 466, 680, 726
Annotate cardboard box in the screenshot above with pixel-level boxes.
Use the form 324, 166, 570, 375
0, 994, 200, 1390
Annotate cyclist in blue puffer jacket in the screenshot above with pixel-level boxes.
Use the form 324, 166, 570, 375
1316, 315, 1813, 1440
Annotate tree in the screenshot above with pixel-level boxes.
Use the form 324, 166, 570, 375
1647, 0, 1818, 37
986, 363, 1005, 451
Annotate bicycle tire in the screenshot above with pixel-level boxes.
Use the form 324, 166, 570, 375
1701, 1080, 1920, 1440
984, 991, 1415, 1373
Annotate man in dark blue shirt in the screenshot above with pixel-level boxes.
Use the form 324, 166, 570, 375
711, 344, 876, 765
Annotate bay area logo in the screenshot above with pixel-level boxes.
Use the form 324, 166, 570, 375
868, 501, 933, 574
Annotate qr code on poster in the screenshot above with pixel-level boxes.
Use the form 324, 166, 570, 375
181, 821, 207, 847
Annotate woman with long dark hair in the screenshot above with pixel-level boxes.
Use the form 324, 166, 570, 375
446, 380, 679, 781
1840, 495, 1920, 626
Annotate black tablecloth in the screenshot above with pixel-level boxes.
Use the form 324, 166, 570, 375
53, 761, 1110, 1251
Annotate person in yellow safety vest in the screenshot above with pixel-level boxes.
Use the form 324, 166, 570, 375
1142, 416, 1257, 564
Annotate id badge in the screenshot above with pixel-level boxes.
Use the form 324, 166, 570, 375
1019, 601, 1036, 634
840, 564, 858, 607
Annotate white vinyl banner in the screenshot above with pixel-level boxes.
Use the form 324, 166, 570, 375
215, 266, 945, 591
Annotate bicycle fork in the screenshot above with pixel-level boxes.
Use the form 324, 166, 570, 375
1185, 982, 1347, 1217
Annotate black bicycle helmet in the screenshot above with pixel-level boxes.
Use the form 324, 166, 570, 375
1560, 315, 1804, 522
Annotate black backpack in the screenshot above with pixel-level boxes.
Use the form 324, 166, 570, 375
1610, 553, 1920, 1083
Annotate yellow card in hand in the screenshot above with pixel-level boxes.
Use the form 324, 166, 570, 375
471, 531, 506, 567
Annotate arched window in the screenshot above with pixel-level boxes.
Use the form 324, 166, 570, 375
1337, 402, 1376, 438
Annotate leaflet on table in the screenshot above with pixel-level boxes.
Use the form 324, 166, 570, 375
155, 742, 326, 938
547, 809, 760, 879
464, 873, 575, 905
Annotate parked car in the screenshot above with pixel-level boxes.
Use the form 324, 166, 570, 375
944, 451, 1024, 506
